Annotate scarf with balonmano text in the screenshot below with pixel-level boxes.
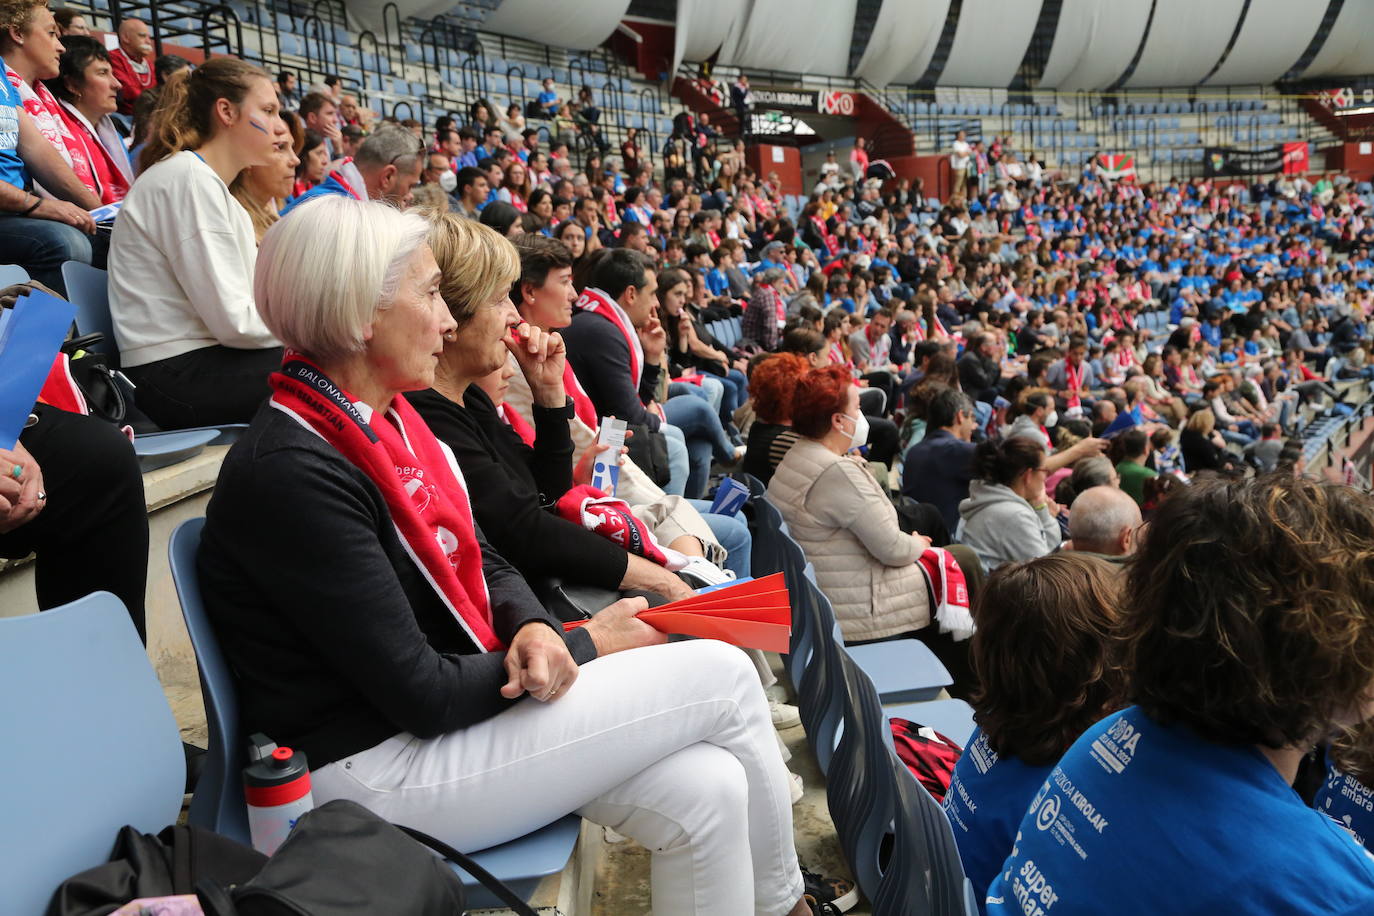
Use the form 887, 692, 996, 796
268, 354, 502, 651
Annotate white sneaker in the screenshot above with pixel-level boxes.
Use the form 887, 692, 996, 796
775, 728, 792, 763
771, 698, 801, 729
790, 772, 804, 805
765, 683, 793, 704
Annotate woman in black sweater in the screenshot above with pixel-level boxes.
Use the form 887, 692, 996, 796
407, 218, 692, 603
199, 197, 810, 913
1180, 407, 1237, 475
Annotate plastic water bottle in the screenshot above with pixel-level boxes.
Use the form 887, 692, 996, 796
243, 733, 314, 855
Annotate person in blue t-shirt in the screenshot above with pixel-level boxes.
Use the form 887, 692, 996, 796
1314, 738, 1374, 851
987, 474, 1374, 915
945, 552, 1126, 912
536, 77, 559, 118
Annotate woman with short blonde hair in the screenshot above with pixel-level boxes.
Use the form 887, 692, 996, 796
204, 196, 812, 916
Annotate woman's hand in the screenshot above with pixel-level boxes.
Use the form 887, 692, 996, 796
500, 621, 579, 702
506, 322, 567, 407
582, 597, 667, 656
0, 442, 44, 535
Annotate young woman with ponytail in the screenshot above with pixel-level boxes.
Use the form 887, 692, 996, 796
108, 58, 289, 430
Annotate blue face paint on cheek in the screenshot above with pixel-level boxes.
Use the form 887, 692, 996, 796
248, 117, 271, 135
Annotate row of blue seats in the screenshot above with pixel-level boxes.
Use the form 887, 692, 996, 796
908, 101, 1062, 117
1114, 132, 1203, 147
1213, 111, 1282, 128
1093, 99, 1266, 116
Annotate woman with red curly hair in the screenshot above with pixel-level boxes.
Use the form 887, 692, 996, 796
742, 352, 809, 485
767, 365, 934, 646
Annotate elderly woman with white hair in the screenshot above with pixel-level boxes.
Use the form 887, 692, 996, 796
198, 196, 813, 916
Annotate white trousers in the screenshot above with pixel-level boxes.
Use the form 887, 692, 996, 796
312, 640, 804, 915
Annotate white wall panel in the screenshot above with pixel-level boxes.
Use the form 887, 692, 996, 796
853, 0, 950, 86
1204, 0, 1324, 85
1124, 0, 1244, 87
1038, 0, 1149, 90
937, 0, 1042, 87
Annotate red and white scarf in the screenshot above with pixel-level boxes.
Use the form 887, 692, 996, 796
5, 67, 95, 194
497, 401, 536, 447
563, 362, 599, 431
269, 355, 502, 651
576, 287, 643, 386
1064, 359, 1084, 410
555, 485, 688, 570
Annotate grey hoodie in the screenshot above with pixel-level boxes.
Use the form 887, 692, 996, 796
955, 480, 1061, 573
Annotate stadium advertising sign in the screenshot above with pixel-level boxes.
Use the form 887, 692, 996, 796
752, 87, 859, 116
1203, 145, 1287, 177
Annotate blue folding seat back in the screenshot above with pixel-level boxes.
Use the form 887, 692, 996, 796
61, 260, 116, 354
0, 263, 29, 286
168, 519, 579, 907
0, 594, 185, 916
826, 652, 901, 901
875, 743, 977, 916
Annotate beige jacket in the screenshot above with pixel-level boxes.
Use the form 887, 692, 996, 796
767, 438, 930, 641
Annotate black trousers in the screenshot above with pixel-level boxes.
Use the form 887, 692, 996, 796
125, 344, 283, 430
0, 406, 148, 641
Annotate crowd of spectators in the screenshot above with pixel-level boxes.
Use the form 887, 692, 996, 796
8, 5, 1374, 911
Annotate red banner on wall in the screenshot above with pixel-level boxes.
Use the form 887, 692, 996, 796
1282, 142, 1310, 174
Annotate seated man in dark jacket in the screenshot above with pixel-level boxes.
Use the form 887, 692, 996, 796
902, 386, 978, 534
957, 331, 1002, 405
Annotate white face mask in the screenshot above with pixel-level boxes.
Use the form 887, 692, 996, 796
1044, 409, 1058, 428
841, 411, 869, 450
438, 170, 457, 193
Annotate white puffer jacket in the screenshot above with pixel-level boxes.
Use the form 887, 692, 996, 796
767, 438, 930, 641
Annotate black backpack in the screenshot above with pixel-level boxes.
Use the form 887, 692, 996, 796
50, 801, 537, 916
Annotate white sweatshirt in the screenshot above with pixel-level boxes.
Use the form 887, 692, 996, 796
108, 150, 278, 367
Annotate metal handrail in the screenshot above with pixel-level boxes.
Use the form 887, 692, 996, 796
199, 4, 243, 58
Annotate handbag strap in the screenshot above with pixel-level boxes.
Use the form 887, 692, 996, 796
394, 824, 540, 916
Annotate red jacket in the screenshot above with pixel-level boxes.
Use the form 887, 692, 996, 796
109, 48, 154, 116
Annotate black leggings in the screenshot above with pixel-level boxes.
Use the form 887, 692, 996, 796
0, 406, 148, 641
126, 345, 283, 430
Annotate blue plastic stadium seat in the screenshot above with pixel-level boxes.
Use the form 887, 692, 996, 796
0, 594, 185, 916
847, 640, 951, 704
885, 698, 977, 748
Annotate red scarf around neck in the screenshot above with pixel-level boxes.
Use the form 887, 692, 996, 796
268, 355, 502, 651
498, 401, 536, 447
564, 361, 599, 431
576, 287, 643, 385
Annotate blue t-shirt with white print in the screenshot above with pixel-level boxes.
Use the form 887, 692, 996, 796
1314, 749, 1374, 851
986, 707, 1374, 915
0, 55, 27, 191
944, 728, 1053, 914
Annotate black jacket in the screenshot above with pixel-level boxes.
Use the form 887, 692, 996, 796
561, 309, 662, 429
199, 405, 596, 768
406, 386, 628, 589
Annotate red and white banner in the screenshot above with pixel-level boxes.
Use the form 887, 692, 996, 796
817, 91, 856, 116
1281, 142, 1309, 175
1094, 153, 1136, 181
